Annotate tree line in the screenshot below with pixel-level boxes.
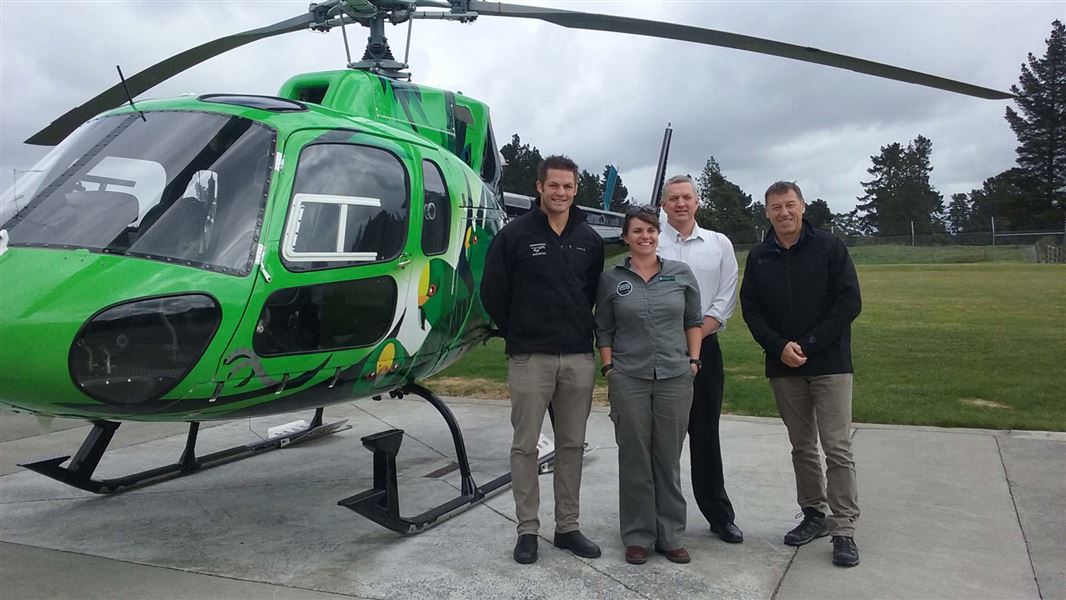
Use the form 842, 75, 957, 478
499, 135, 631, 213
499, 20, 1064, 244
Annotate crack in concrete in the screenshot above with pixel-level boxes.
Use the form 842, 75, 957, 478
994, 433, 1044, 600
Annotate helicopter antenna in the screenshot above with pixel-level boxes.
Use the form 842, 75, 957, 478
115, 65, 146, 122
339, 17, 353, 64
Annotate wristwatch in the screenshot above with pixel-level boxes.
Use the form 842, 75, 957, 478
689, 358, 702, 367
601, 363, 614, 376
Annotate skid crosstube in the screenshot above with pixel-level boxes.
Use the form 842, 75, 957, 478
19, 408, 349, 494
339, 383, 556, 534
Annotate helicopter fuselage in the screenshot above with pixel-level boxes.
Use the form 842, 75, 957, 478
0, 71, 505, 422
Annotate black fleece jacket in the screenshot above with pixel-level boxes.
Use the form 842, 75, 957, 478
480, 204, 604, 355
740, 219, 861, 377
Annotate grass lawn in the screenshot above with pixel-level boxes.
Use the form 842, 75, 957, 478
846, 244, 1033, 264
429, 258, 1065, 431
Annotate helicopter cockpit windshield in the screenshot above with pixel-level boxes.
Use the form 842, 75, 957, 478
0, 111, 274, 275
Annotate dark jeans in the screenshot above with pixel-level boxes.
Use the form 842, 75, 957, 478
688, 333, 735, 526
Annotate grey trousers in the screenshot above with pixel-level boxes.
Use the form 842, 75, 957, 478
608, 371, 693, 550
508, 352, 596, 536
770, 374, 860, 537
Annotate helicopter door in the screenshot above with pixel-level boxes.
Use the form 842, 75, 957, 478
219, 131, 418, 399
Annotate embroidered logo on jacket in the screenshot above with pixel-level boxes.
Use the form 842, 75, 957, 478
529, 242, 547, 256
617, 281, 633, 296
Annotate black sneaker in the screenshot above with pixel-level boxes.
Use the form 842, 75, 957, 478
783, 507, 829, 546
831, 535, 860, 567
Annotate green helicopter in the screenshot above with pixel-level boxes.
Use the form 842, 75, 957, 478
0, 0, 1011, 533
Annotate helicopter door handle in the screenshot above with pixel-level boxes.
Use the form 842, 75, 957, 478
398, 253, 412, 269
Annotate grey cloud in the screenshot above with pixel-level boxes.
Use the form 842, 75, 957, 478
2, 0, 1061, 211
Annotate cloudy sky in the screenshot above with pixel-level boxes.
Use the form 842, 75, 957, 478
1, 1, 1062, 213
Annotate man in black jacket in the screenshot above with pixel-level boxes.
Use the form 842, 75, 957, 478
740, 181, 862, 568
481, 155, 604, 564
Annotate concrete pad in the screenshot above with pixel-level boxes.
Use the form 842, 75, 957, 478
999, 431, 1066, 600
0, 407, 85, 442
1, 397, 1062, 599
0, 542, 359, 600
775, 428, 1040, 600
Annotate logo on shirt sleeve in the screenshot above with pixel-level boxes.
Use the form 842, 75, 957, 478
616, 280, 633, 296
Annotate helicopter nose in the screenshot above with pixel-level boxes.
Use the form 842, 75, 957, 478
0, 249, 230, 416
68, 294, 221, 407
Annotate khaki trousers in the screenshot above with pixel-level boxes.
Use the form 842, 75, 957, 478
770, 374, 860, 537
508, 353, 595, 535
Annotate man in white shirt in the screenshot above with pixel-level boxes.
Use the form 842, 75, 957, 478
657, 174, 743, 543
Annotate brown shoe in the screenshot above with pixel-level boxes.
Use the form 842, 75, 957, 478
625, 546, 648, 565
655, 546, 691, 564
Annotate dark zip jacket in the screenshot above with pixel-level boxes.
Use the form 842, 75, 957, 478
480, 203, 605, 355
740, 219, 861, 377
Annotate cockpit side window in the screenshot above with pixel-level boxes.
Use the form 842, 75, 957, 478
282, 144, 409, 271
421, 160, 451, 256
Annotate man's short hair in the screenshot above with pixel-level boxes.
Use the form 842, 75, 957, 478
537, 155, 580, 183
662, 174, 697, 198
764, 181, 805, 203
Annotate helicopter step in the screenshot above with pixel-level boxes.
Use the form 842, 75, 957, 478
18, 407, 350, 494
338, 383, 556, 534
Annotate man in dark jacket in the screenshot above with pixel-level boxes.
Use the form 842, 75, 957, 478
740, 181, 862, 568
480, 155, 604, 564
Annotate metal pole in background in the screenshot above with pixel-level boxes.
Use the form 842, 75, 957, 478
910, 221, 915, 247
650, 123, 673, 208
991, 216, 996, 247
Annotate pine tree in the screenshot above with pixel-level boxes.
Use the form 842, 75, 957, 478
499, 134, 542, 197
574, 169, 603, 209
856, 135, 944, 235
945, 193, 974, 233
832, 209, 873, 237
1004, 20, 1066, 223
807, 199, 834, 229
968, 168, 1046, 230
694, 157, 760, 243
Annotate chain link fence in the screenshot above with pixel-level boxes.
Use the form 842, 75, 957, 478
735, 229, 1064, 263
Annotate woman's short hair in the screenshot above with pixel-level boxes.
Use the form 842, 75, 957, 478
623, 204, 660, 235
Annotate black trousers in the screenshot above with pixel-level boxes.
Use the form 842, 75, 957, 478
688, 333, 735, 526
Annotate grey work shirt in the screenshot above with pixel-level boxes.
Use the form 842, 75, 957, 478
595, 257, 703, 380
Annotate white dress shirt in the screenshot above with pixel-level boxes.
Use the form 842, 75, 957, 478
657, 218, 739, 330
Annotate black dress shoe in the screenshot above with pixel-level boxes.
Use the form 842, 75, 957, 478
513, 534, 538, 564
710, 521, 744, 543
552, 530, 601, 558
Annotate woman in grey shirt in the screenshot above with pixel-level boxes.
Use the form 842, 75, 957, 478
595, 206, 703, 565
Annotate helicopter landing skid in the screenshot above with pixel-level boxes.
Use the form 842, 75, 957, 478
338, 383, 556, 534
19, 408, 350, 494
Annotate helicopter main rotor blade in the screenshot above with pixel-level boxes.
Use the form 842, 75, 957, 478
466, 1, 1012, 101
25, 12, 319, 146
